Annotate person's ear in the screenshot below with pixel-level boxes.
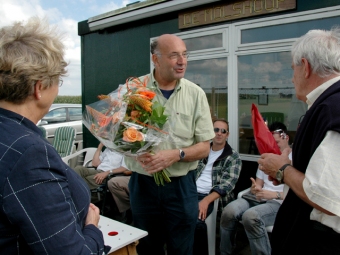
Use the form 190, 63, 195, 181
34, 80, 43, 100
301, 58, 311, 78
152, 54, 159, 67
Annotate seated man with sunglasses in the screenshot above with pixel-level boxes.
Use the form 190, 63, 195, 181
193, 118, 242, 255
220, 121, 292, 255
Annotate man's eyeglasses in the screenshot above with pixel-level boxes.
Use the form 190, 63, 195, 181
58, 79, 63, 87
157, 52, 189, 60
214, 128, 228, 134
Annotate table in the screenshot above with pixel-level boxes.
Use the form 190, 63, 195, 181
98, 216, 148, 255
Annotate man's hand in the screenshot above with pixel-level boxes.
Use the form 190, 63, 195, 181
198, 198, 210, 221
250, 177, 261, 194
256, 190, 277, 200
137, 150, 179, 174
123, 170, 132, 176
258, 148, 291, 179
93, 171, 110, 184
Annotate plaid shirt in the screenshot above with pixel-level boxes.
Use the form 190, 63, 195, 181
0, 108, 108, 255
195, 142, 242, 209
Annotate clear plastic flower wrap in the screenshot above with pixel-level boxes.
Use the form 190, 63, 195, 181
83, 77, 173, 185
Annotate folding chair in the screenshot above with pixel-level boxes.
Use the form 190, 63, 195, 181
52, 126, 76, 158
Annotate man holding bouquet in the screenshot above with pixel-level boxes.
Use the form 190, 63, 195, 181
125, 34, 215, 255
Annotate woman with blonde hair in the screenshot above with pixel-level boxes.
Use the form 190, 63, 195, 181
0, 17, 108, 254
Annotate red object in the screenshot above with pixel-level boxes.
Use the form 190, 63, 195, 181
251, 104, 281, 155
108, 231, 118, 236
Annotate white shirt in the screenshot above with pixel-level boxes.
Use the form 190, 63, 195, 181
196, 148, 223, 194
303, 76, 340, 233
98, 148, 126, 171
257, 169, 284, 204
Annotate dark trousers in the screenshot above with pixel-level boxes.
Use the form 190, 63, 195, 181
129, 171, 198, 255
306, 221, 340, 255
193, 193, 214, 255
272, 220, 340, 255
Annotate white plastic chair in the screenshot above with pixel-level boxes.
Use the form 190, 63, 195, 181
206, 199, 219, 255
237, 188, 273, 233
62, 147, 97, 167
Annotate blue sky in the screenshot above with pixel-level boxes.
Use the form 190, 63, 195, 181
0, 0, 138, 95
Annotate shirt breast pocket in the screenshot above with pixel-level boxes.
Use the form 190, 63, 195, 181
171, 112, 193, 139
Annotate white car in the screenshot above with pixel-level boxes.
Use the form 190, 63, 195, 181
37, 104, 83, 144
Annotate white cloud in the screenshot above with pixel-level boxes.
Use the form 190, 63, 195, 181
0, 0, 134, 95
0, 0, 81, 95
0, 0, 39, 25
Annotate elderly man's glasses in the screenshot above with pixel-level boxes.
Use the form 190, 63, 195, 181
58, 79, 63, 87
157, 52, 189, 60
214, 128, 228, 134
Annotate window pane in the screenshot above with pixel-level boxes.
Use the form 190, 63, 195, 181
183, 34, 223, 51
185, 58, 228, 120
238, 52, 307, 155
69, 107, 82, 121
42, 108, 67, 124
241, 16, 340, 44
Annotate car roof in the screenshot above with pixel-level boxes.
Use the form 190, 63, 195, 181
49, 103, 81, 110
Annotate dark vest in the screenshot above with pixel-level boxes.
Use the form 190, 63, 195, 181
271, 80, 340, 255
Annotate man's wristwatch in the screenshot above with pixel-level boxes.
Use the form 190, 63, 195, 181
276, 164, 291, 183
179, 149, 185, 161
276, 192, 281, 200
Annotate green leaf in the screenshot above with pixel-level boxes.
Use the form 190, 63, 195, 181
150, 101, 168, 128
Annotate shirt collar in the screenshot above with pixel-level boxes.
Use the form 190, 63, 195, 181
151, 69, 182, 91
306, 76, 340, 109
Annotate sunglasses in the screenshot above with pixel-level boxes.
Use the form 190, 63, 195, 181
271, 129, 287, 139
214, 128, 228, 134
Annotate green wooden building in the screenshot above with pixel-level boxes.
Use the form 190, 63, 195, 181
78, 0, 340, 184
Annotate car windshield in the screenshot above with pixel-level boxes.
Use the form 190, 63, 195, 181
42, 108, 67, 124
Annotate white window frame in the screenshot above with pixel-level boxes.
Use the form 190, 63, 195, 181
149, 5, 340, 161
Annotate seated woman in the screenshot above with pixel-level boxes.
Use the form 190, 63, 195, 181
0, 17, 108, 254
220, 122, 291, 255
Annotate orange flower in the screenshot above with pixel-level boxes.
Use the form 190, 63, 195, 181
99, 116, 112, 127
129, 95, 152, 112
123, 127, 144, 142
112, 112, 120, 124
139, 90, 156, 100
98, 94, 109, 100
86, 105, 111, 127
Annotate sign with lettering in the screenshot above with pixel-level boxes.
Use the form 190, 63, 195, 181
179, 0, 296, 29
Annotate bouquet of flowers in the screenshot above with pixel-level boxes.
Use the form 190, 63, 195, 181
83, 76, 171, 185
